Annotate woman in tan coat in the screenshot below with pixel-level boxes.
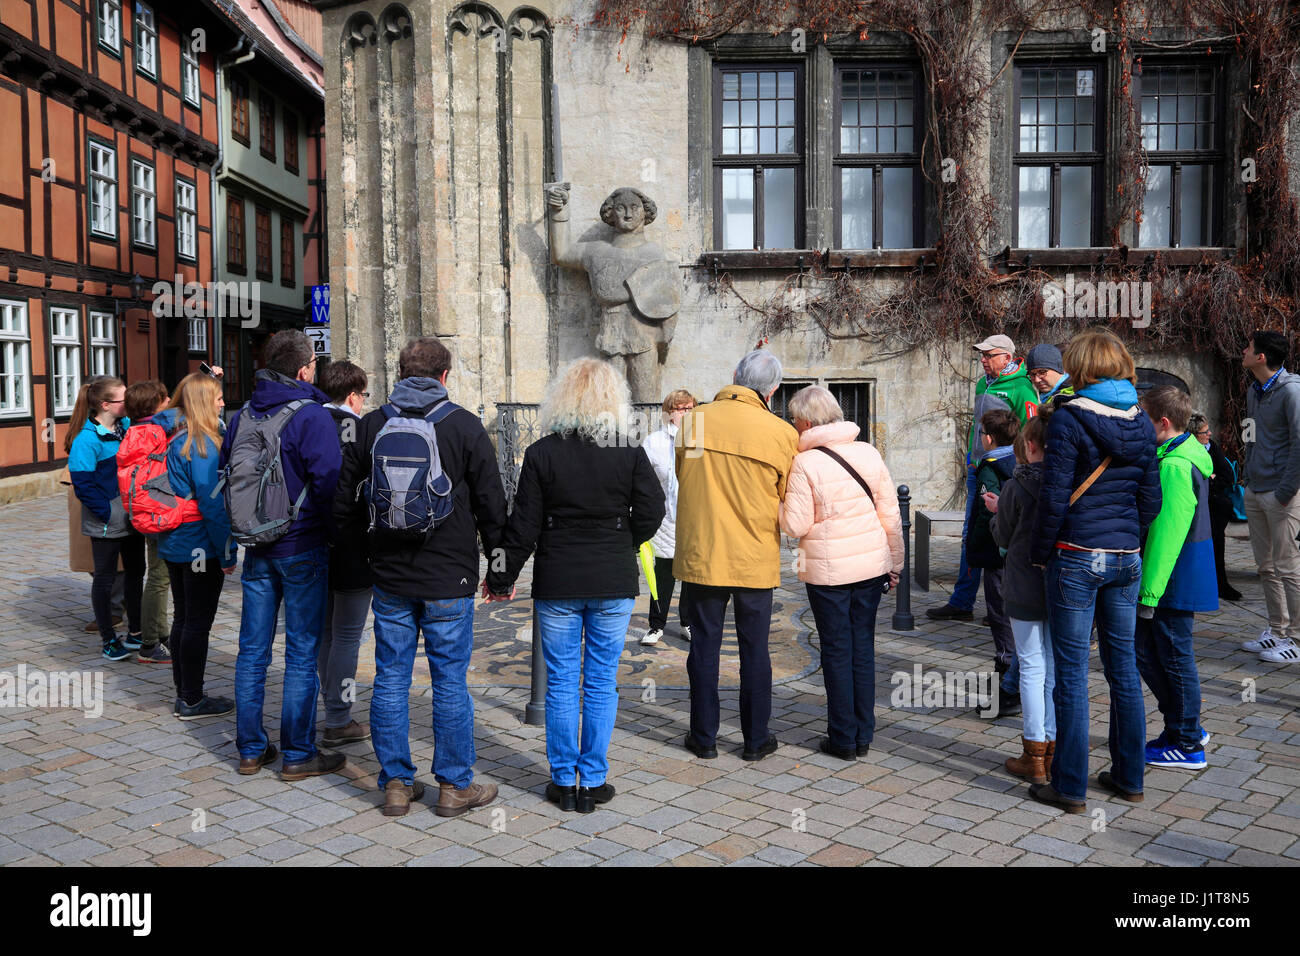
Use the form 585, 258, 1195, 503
780, 386, 904, 760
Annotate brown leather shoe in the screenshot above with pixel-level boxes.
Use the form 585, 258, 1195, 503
238, 744, 278, 775
1044, 739, 1056, 780
382, 779, 426, 816
322, 720, 371, 747
280, 752, 347, 781
435, 780, 498, 817
1028, 782, 1086, 814
1005, 738, 1048, 784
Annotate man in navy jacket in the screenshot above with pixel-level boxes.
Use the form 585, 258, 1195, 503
223, 330, 342, 780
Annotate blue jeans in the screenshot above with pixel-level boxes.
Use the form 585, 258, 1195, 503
806, 577, 884, 751
1046, 550, 1145, 801
536, 597, 635, 787
235, 546, 329, 765
1010, 617, 1055, 742
951, 466, 982, 610
1135, 609, 1201, 752
370, 588, 476, 789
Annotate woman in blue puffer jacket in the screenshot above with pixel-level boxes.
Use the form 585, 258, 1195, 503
1029, 329, 1161, 813
156, 372, 237, 722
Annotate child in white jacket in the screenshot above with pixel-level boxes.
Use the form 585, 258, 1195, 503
639, 389, 697, 645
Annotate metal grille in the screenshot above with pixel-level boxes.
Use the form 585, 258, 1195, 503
495, 403, 662, 502
771, 381, 873, 439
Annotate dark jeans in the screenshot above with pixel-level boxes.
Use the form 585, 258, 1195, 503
165, 560, 226, 705
984, 567, 1019, 693
1135, 609, 1201, 752
91, 534, 144, 645
648, 556, 692, 632
684, 583, 773, 750
1210, 500, 1233, 593
1046, 549, 1145, 802
806, 576, 885, 751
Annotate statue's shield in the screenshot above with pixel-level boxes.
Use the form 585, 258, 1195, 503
625, 259, 681, 320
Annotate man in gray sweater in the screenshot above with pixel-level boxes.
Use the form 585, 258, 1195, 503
1241, 330, 1300, 664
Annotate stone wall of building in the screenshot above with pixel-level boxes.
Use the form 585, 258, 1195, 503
317, 0, 1241, 511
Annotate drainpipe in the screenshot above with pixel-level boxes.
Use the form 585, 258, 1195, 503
212, 34, 257, 405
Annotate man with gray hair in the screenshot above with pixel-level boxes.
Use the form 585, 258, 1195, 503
673, 350, 799, 761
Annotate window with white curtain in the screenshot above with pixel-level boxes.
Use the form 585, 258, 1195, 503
50, 307, 82, 417
89, 140, 117, 239
182, 31, 201, 107
176, 178, 197, 260
188, 317, 207, 354
131, 159, 155, 247
89, 311, 118, 377
134, 3, 156, 77
98, 0, 122, 54
0, 300, 31, 418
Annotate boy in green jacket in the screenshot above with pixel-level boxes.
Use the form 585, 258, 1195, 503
1135, 386, 1217, 772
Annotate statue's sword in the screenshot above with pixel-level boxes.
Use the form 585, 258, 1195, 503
545, 82, 570, 202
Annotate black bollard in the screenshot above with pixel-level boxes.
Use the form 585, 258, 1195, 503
892, 484, 915, 631
524, 603, 547, 726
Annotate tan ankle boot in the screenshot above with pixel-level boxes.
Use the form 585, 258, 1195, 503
1044, 739, 1056, 781
435, 780, 498, 818
1005, 738, 1048, 784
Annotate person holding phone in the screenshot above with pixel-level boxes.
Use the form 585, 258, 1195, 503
779, 386, 903, 760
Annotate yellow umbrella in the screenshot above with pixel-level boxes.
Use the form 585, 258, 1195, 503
638, 540, 658, 602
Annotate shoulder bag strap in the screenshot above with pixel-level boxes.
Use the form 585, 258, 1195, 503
813, 445, 874, 505
1068, 455, 1112, 507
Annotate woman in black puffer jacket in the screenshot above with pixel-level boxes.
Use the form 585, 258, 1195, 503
486, 358, 665, 814
1029, 329, 1161, 814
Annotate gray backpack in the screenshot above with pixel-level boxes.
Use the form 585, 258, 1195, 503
220, 399, 312, 547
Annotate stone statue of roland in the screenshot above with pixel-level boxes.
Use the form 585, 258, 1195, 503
546, 185, 682, 402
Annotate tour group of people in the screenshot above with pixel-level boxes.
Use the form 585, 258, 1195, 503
63, 324, 1299, 817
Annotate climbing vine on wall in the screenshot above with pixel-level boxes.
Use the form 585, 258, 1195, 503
581, 0, 1300, 450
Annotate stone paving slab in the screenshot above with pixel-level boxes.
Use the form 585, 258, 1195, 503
1, 494, 1298, 866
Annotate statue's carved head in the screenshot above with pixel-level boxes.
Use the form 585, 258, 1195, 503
600, 187, 657, 233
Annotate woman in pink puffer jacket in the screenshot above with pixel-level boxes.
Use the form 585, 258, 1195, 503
779, 386, 904, 760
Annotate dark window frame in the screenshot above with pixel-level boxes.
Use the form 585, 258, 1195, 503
86, 134, 118, 242
180, 26, 201, 107
283, 109, 299, 174
832, 61, 925, 250
280, 217, 295, 288
129, 155, 156, 251
254, 205, 273, 281
259, 92, 276, 162
226, 193, 246, 274
1135, 58, 1225, 248
230, 73, 250, 147
1012, 60, 1106, 249
133, 1, 157, 79
96, 0, 123, 59
174, 174, 198, 263
711, 60, 807, 251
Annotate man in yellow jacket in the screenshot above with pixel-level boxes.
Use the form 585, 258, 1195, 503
674, 350, 799, 761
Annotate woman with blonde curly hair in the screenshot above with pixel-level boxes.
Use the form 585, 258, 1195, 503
485, 358, 665, 813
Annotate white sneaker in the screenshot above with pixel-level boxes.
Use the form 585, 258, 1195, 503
1242, 628, 1283, 652
680, 625, 691, 642
1259, 639, 1300, 663
640, 628, 664, 646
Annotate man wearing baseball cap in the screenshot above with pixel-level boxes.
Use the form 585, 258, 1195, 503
928, 334, 1040, 624
1026, 343, 1074, 409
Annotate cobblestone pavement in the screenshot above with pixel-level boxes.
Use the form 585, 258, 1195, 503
1, 494, 1298, 867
